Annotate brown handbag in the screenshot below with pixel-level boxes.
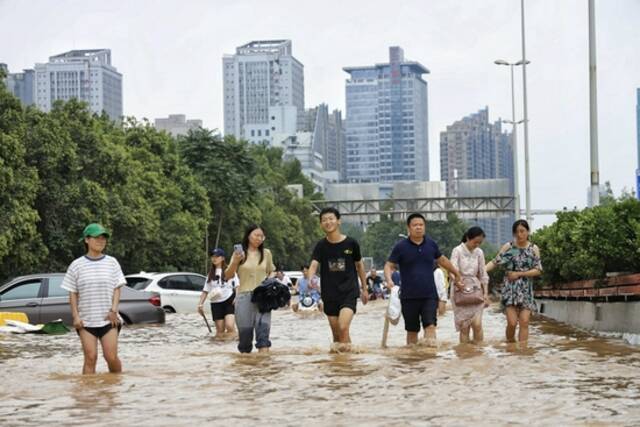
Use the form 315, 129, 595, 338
453, 277, 485, 306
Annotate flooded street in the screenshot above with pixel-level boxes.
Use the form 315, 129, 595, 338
2, 300, 640, 426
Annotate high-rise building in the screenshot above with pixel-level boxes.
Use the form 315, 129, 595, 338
1, 63, 35, 106
34, 49, 122, 121
636, 88, 639, 200
304, 104, 346, 180
344, 46, 430, 183
154, 114, 203, 137
440, 107, 514, 246
282, 132, 326, 192
222, 40, 305, 143
440, 108, 515, 194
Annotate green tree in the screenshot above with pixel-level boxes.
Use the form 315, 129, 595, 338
178, 133, 322, 271
0, 79, 44, 280
178, 129, 255, 249
20, 101, 209, 274
243, 143, 322, 270
361, 217, 405, 267
532, 197, 640, 285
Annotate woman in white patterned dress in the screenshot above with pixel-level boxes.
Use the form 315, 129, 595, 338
450, 227, 490, 344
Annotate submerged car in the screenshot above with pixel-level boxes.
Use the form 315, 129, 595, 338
125, 272, 206, 314
0, 273, 165, 325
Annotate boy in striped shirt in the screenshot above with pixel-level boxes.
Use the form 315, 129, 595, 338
62, 223, 126, 374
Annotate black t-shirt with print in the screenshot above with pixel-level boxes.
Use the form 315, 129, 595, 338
311, 236, 362, 301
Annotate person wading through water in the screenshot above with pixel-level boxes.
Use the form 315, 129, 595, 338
307, 207, 369, 352
226, 225, 276, 353
486, 219, 542, 344
61, 223, 126, 374
384, 213, 462, 347
197, 247, 238, 339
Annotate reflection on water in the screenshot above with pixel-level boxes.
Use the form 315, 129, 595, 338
2, 300, 640, 425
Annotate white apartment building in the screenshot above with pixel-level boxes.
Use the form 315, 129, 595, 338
223, 40, 304, 143
155, 114, 203, 137
34, 49, 122, 121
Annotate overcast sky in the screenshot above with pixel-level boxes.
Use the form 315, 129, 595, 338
1, 0, 639, 229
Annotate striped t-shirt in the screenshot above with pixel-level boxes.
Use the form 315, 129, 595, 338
61, 255, 126, 327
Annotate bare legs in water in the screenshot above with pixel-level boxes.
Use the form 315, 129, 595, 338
459, 313, 484, 344
328, 307, 355, 352
505, 306, 531, 343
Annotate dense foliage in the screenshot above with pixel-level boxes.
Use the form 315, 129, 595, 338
177, 128, 324, 272
0, 80, 323, 280
532, 196, 640, 285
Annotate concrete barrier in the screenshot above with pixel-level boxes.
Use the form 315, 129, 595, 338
536, 298, 640, 334
534, 273, 640, 334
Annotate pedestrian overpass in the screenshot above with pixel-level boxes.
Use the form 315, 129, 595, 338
311, 196, 557, 221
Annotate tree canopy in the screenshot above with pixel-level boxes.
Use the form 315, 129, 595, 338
0, 80, 325, 279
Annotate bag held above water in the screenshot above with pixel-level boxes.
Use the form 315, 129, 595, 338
453, 277, 484, 306
251, 278, 291, 313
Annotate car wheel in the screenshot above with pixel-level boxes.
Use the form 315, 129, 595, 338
163, 306, 176, 313
119, 313, 131, 325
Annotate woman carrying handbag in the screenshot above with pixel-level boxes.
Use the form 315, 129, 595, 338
450, 227, 490, 344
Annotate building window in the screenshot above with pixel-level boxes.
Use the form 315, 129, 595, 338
257, 130, 261, 136
251, 130, 255, 137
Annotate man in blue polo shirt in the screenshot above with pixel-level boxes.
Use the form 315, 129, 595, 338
384, 213, 462, 347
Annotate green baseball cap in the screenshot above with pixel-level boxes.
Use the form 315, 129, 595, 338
80, 223, 110, 241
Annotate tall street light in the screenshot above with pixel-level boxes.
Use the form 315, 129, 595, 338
495, 59, 529, 219
520, 0, 532, 223
588, 0, 600, 206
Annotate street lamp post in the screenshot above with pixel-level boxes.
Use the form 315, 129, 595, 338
494, 59, 529, 219
520, 0, 532, 223
588, 0, 600, 206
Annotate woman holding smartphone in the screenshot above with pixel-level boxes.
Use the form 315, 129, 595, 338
225, 224, 276, 353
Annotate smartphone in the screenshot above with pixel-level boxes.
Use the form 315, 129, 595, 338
233, 244, 244, 254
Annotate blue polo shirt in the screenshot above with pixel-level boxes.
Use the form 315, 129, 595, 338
388, 237, 442, 300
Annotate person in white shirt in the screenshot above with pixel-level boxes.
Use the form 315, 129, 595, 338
275, 269, 293, 291
61, 223, 126, 375
433, 263, 449, 317
197, 248, 239, 339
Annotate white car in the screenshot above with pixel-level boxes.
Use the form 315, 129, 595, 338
125, 272, 206, 314
280, 271, 305, 295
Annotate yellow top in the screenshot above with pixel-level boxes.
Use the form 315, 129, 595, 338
234, 248, 275, 293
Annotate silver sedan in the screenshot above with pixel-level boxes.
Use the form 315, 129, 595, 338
0, 273, 165, 325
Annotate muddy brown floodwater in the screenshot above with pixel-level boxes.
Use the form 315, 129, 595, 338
1, 299, 640, 426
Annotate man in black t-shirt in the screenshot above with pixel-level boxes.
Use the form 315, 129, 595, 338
308, 207, 368, 350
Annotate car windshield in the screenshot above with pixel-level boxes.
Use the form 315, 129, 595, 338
128, 278, 152, 290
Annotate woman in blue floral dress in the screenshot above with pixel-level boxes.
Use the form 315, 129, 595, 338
486, 220, 542, 343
